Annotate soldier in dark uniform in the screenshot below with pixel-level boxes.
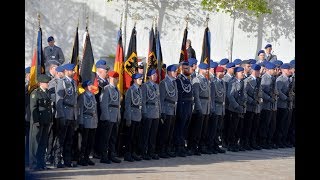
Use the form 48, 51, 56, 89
25, 67, 31, 165
29, 74, 52, 170
243, 64, 263, 151
158, 65, 178, 158
123, 73, 143, 162
275, 63, 293, 148
93, 60, 110, 158
174, 62, 193, 157
287, 60, 295, 147
186, 39, 196, 59
140, 69, 161, 160
47, 62, 59, 80
257, 50, 266, 64
45, 65, 65, 164
274, 60, 283, 77
77, 80, 98, 166
208, 66, 227, 154
241, 60, 251, 79
54, 63, 78, 168
264, 44, 277, 62
188, 58, 198, 80
190, 63, 211, 155
227, 67, 247, 152
99, 71, 122, 164
221, 62, 235, 148
44, 36, 65, 74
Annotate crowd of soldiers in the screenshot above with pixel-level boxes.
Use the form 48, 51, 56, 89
25, 38, 295, 171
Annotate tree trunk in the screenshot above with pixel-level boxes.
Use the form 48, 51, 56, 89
157, 2, 167, 33
255, 16, 264, 59
229, 14, 236, 62
123, 0, 128, 55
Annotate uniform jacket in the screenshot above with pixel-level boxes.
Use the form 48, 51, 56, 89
141, 81, 161, 119
159, 76, 178, 116
44, 45, 65, 66
212, 77, 226, 116
261, 73, 278, 111
176, 73, 193, 102
77, 91, 98, 128
55, 77, 78, 120
192, 74, 211, 115
30, 87, 52, 125
95, 77, 109, 119
124, 84, 142, 122
244, 75, 263, 113
222, 73, 234, 109
276, 74, 290, 109
227, 78, 247, 113
100, 84, 121, 123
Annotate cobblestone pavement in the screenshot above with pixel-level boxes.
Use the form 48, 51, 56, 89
26, 148, 295, 180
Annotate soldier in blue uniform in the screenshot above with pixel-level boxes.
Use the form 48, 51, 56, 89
275, 63, 293, 148
123, 73, 143, 162
260, 62, 278, 149
257, 50, 266, 64
158, 64, 178, 158
188, 58, 198, 80
241, 60, 251, 79
140, 69, 161, 160
287, 60, 295, 147
227, 67, 247, 152
99, 71, 122, 164
25, 66, 31, 165
44, 36, 65, 74
243, 64, 263, 151
29, 74, 52, 170
54, 63, 78, 168
77, 80, 98, 166
174, 62, 193, 157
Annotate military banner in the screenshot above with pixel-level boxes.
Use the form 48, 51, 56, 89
145, 26, 157, 81
200, 27, 211, 65
155, 27, 165, 83
114, 28, 124, 96
179, 27, 188, 63
70, 26, 80, 86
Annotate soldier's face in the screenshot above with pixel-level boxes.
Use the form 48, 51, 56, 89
150, 73, 158, 82
57, 72, 64, 78
227, 68, 234, 75
65, 70, 74, 77
182, 65, 191, 76
200, 69, 208, 76
48, 41, 55, 46
216, 72, 224, 79
236, 71, 244, 79
98, 69, 107, 79
25, 73, 30, 81
258, 53, 265, 60
138, 68, 144, 74
265, 47, 272, 54
40, 82, 49, 90
136, 78, 143, 85
87, 84, 93, 91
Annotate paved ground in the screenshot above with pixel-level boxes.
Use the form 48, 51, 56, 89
26, 148, 294, 180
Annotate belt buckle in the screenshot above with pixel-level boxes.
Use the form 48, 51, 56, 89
139, 106, 142, 110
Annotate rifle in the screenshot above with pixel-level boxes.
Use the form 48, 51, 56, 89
287, 76, 295, 109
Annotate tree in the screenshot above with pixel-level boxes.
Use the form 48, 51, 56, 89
201, 0, 271, 61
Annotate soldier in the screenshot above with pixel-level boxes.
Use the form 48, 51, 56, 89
186, 39, 196, 59
25, 66, 31, 165
99, 71, 122, 164
158, 64, 178, 158
274, 60, 283, 77
29, 74, 52, 170
227, 67, 247, 152
208, 65, 226, 154
93, 59, 110, 159
47, 62, 59, 80
45, 65, 65, 164
54, 63, 78, 168
241, 60, 251, 79
174, 61, 193, 157
233, 59, 242, 67
188, 58, 198, 80
243, 64, 263, 151
140, 69, 161, 160
264, 44, 277, 62
123, 73, 143, 162
287, 60, 295, 147
44, 36, 65, 74
219, 58, 229, 72
274, 63, 293, 148
77, 80, 98, 166
189, 62, 211, 155
257, 50, 266, 64
221, 62, 235, 148
260, 62, 278, 149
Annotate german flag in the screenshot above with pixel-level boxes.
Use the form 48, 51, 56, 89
123, 26, 138, 92
28, 27, 45, 93
114, 28, 124, 97
79, 27, 98, 94
200, 27, 211, 65
70, 26, 80, 86
145, 26, 157, 81
179, 27, 188, 63
155, 27, 165, 83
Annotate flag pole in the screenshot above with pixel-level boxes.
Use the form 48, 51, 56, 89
185, 14, 189, 29
205, 14, 210, 79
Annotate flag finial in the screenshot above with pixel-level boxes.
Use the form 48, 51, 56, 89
120, 12, 123, 29
37, 13, 41, 28
86, 16, 89, 31
185, 14, 189, 29
77, 17, 79, 28
205, 14, 210, 27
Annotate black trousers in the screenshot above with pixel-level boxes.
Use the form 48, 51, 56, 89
124, 121, 141, 154
222, 109, 231, 145
157, 115, 175, 152
242, 111, 254, 146
140, 118, 159, 154
267, 110, 277, 144
199, 114, 210, 148
29, 123, 49, 169
236, 115, 244, 146
93, 120, 104, 156
53, 119, 76, 164
275, 108, 289, 144
25, 121, 30, 165
287, 108, 295, 144
174, 101, 192, 147
47, 117, 58, 159
259, 109, 273, 143
100, 121, 119, 159
188, 112, 204, 149
207, 113, 221, 148
228, 111, 240, 146
80, 128, 96, 159
250, 112, 261, 146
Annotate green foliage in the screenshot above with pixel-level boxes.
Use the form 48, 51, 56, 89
201, 0, 272, 17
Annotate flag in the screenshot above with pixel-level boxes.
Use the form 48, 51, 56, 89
200, 27, 211, 65
28, 27, 45, 93
114, 28, 124, 97
79, 28, 98, 94
179, 27, 188, 63
123, 26, 138, 92
155, 27, 165, 83
145, 26, 157, 81
70, 26, 80, 86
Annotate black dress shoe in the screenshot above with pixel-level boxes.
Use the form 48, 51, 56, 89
78, 159, 88, 166
65, 162, 77, 167
215, 147, 226, 153
150, 153, 160, 160
159, 152, 170, 158
142, 153, 151, 160
244, 145, 253, 151
132, 153, 142, 161
110, 156, 121, 163
54, 162, 65, 168
100, 158, 111, 164
41, 166, 51, 170
124, 153, 134, 162
167, 151, 176, 157
251, 144, 262, 150
87, 159, 95, 165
